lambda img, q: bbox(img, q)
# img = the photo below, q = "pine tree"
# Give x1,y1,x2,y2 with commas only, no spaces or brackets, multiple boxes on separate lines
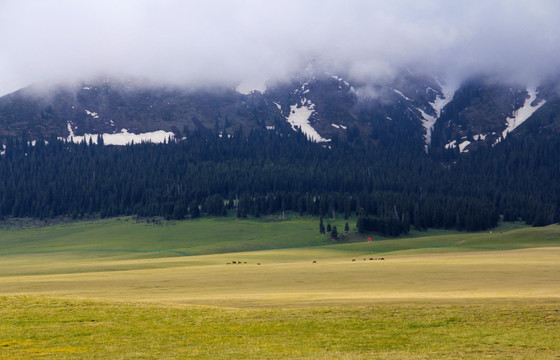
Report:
189,201,200,219
331,226,338,239
319,218,325,234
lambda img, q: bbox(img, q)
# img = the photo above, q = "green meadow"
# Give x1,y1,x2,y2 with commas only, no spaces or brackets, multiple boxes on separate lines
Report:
1,216,559,359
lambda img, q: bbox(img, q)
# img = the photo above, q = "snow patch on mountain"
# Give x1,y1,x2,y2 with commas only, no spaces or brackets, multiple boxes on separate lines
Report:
417,107,437,149
66,122,75,138
236,78,267,95
285,98,330,143
277,81,330,143
430,82,456,118
458,140,471,152
331,75,351,89
417,82,456,150
502,88,546,139
393,89,412,101
445,139,471,153
445,140,456,149
85,110,99,119
62,122,174,145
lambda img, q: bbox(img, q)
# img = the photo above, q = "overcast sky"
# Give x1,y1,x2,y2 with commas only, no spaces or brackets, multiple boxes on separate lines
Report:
1,0,559,96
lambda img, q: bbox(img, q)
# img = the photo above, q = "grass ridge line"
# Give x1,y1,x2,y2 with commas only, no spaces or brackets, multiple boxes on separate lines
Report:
0,248,191,257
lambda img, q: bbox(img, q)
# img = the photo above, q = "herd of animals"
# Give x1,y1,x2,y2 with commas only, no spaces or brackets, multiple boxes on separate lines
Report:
226,257,385,265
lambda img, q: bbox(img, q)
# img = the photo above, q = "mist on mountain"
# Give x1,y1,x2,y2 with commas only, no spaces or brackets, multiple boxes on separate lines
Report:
1,0,559,96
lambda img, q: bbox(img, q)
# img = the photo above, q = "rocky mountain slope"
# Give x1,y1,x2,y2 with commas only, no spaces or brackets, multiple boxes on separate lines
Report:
1,71,559,154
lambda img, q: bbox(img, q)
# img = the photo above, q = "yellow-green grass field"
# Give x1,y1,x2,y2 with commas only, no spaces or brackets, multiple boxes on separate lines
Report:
1,216,559,359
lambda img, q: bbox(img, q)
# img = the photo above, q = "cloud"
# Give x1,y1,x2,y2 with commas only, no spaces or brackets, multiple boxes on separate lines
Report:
1,0,559,95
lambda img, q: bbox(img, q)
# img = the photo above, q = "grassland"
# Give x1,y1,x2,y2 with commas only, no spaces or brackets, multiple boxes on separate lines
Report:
0,216,559,359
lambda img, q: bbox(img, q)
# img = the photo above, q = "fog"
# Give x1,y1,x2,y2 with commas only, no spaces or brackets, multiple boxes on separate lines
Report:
1,0,559,96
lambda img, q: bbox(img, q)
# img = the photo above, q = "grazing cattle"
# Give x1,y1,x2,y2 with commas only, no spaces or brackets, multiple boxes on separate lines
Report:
369,258,374,260
232,261,236,264
226,263,231,265
257,263,261,265
381,257,385,260
363,258,366,261
244,262,247,264
312,260,317,263
352,259,356,262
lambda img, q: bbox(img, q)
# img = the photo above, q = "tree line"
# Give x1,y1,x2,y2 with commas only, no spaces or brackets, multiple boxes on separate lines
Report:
0,127,558,233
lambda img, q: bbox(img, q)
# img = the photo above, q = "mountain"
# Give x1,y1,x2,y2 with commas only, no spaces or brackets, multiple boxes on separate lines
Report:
2,70,560,229
431,77,551,153
1,71,560,155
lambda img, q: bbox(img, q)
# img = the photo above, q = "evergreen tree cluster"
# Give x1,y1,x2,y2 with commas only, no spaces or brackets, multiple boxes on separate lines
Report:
0,128,558,232
356,216,409,237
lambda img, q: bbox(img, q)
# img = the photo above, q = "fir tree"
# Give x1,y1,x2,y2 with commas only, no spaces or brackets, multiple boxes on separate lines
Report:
331,226,338,239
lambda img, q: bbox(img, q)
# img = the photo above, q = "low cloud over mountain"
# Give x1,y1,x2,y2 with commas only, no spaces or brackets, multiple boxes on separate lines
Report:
1,0,559,96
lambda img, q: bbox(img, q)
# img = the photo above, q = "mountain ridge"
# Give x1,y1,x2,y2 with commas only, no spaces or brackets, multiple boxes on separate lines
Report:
1,71,559,155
